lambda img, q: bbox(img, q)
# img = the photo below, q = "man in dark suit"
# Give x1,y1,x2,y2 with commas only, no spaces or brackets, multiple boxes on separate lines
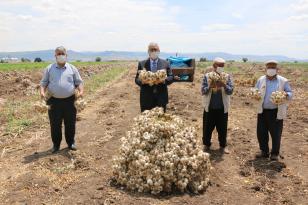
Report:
135,42,173,112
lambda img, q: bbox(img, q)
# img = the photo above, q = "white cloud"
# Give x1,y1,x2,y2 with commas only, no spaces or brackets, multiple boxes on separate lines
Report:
202,24,235,32
0,0,181,51
289,14,308,21
17,14,33,21
291,0,308,12
231,12,243,19
0,0,307,59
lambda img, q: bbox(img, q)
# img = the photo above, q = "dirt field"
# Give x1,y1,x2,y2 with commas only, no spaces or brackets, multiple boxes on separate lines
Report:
0,62,307,205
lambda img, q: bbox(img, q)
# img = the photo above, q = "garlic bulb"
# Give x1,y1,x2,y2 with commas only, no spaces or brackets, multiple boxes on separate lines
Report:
271,91,287,105
74,90,87,112
139,70,167,86
248,88,262,100
34,90,51,113
75,98,87,112
112,108,211,195
34,100,50,113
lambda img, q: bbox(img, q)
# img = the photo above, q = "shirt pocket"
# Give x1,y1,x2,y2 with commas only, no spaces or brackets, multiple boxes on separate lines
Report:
67,74,74,84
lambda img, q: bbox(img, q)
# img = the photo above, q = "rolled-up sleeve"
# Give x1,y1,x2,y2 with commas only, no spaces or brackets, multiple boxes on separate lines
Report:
201,75,210,95
224,75,234,95
40,66,50,87
72,66,83,86
284,81,293,100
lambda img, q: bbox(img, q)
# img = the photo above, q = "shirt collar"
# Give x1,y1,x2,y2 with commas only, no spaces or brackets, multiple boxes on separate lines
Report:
56,62,67,69
266,75,277,81
150,58,158,64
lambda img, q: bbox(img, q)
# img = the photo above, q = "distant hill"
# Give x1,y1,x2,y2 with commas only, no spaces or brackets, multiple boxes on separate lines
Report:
0,50,306,62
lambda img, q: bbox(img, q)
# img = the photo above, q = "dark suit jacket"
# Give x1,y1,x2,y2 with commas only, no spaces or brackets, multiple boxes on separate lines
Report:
135,58,173,110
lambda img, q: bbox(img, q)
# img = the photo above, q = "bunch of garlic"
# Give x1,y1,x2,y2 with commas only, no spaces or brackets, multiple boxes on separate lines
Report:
74,90,87,112
112,107,211,195
34,100,50,113
139,70,167,86
248,88,262,100
271,91,287,105
207,71,228,85
34,90,52,113
44,90,52,101
74,98,87,112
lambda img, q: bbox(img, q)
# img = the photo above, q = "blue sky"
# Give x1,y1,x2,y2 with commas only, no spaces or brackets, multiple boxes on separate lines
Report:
0,0,308,58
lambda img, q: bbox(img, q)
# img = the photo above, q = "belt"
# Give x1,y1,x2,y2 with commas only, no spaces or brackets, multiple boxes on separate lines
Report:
48,95,75,104
263,108,278,112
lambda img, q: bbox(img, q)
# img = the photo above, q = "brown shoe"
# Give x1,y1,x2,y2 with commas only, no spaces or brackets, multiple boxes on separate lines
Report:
255,151,269,158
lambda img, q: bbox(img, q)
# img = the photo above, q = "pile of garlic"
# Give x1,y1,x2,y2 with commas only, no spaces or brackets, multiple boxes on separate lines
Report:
271,91,287,105
248,88,262,100
139,70,167,86
112,107,211,195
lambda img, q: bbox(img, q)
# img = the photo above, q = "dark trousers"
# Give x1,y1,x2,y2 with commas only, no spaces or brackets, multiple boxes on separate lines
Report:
203,109,228,147
257,109,283,155
47,95,77,148
141,92,167,112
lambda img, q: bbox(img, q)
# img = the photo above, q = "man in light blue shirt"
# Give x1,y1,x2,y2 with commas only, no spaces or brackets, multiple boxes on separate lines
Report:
40,46,84,153
256,74,292,109
255,60,293,160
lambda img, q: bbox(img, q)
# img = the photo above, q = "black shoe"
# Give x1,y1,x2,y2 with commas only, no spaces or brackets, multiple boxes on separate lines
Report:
220,147,230,154
203,145,211,152
255,151,269,158
270,154,279,161
52,146,60,153
68,144,77,151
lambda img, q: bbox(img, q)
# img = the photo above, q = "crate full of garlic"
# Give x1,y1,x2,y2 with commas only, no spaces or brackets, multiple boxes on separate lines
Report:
112,107,211,195
139,70,167,86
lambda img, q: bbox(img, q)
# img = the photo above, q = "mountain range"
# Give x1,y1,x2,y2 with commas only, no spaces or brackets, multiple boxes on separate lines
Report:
0,50,306,62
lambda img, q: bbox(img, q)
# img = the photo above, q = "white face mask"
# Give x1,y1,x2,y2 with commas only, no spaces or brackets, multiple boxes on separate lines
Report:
216,67,224,74
149,51,159,60
266,69,277,77
56,55,67,64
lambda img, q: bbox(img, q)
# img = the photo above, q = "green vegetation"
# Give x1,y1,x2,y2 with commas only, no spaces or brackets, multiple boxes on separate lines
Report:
1,98,41,136
0,61,120,72
197,62,241,73
85,67,128,94
280,62,308,71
